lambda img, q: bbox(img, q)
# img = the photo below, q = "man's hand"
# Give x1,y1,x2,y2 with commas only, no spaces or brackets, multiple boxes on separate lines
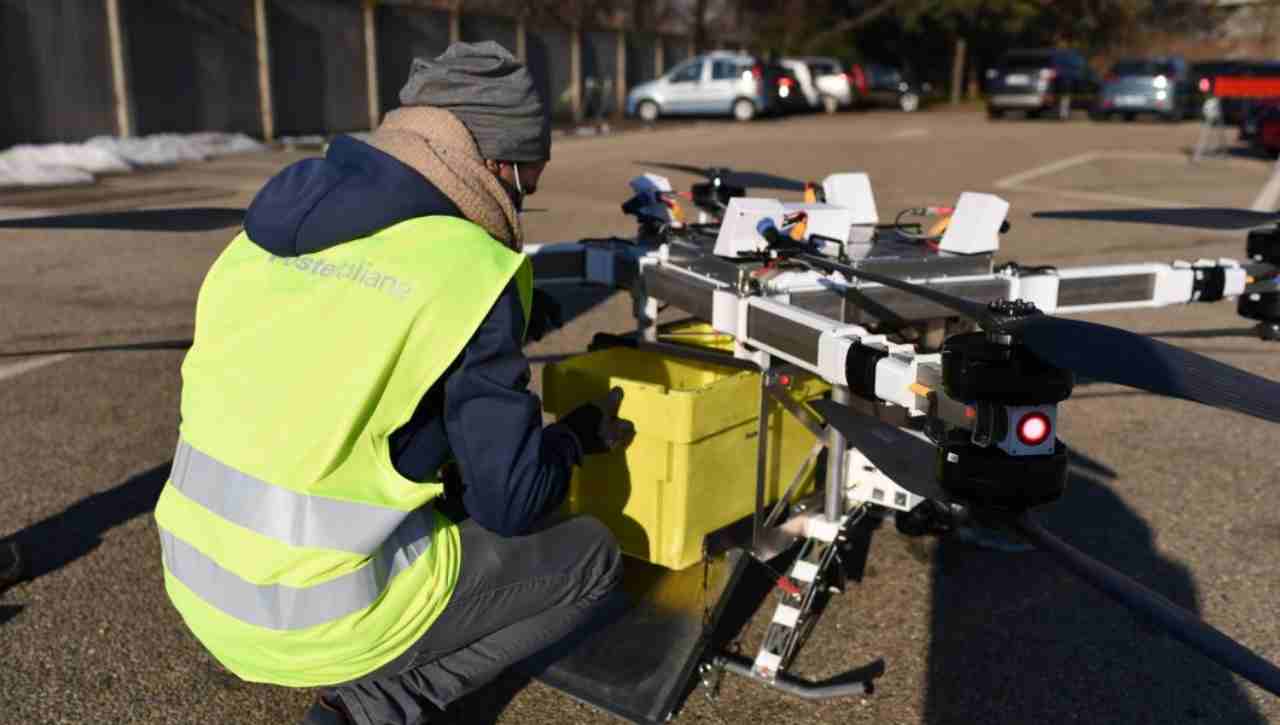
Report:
526,289,563,342
561,387,637,455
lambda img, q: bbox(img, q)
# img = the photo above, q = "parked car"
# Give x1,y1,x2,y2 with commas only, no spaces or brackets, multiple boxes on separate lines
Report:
1200,60,1280,126
627,51,775,122
780,58,821,112
850,63,931,112
985,48,1098,120
800,56,856,112
1245,101,1280,150
1233,61,1280,139
1190,59,1245,121
763,61,811,115
1090,57,1194,122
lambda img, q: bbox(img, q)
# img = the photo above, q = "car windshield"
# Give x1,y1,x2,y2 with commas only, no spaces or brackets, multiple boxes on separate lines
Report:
870,66,902,84
1111,60,1177,77
808,61,838,77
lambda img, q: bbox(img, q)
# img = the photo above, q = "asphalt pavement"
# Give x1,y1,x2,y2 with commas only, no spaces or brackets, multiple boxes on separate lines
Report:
1,108,1278,725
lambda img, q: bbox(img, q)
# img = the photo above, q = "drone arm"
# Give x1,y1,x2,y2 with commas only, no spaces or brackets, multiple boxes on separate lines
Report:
524,241,637,290
1016,260,1252,315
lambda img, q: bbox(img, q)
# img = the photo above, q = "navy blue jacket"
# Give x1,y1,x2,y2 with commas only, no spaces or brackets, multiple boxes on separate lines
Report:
243,135,582,536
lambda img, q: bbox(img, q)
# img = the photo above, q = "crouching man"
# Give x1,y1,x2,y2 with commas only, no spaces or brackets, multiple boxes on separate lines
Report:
155,41,633,725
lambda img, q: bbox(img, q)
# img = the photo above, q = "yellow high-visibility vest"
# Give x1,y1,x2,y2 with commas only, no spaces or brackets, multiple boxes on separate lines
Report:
155,216,531,686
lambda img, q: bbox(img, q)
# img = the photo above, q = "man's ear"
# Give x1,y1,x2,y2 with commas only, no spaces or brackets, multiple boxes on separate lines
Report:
483,159,501,175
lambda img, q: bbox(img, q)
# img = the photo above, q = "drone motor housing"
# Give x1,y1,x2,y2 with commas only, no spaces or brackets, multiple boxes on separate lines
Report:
1246,225,1280,265
940,332,1074,406
938,435,1070,513
692,179,746,215
1240,226,1280,335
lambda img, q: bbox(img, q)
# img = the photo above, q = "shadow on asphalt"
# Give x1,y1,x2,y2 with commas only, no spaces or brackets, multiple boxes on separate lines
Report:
0,605,22,626
0,208,246,232
1146,327,1260,340
924,450,1266,724
6,462,168,585
1031,207,1280,231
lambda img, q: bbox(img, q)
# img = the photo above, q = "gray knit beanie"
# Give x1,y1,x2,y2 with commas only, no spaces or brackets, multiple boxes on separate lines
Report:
398,41,551,162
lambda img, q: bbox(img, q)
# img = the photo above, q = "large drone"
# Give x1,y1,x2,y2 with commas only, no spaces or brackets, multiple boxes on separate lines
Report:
5,165,1280,724
517,164,1280,720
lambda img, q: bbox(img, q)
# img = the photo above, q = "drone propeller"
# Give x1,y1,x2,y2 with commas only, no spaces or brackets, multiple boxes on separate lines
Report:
0,208,245,232
801,255,1280,424
1031,207,1280,231
635,161,808,192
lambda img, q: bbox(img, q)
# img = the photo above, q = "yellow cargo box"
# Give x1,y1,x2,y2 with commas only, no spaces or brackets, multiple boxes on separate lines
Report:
543,343,827,571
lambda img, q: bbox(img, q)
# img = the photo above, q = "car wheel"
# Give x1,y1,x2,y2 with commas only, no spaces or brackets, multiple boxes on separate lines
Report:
821,94,839,114
987,107,1004,120
1055,95,1072,121
732,98,757,122
637,100,660,123
899,92,920,113
1123,112,1136,122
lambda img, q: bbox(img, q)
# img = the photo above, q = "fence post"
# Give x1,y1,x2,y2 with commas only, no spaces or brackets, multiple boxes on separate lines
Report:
105,0,135,137
252,0,275,142
570,27,583,123
516,14,527,61
655,36,664,75
363,0,380,130
449,3,460,44
616,28,626,117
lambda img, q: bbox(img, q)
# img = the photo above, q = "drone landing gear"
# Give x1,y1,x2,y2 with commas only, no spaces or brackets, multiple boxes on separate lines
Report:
700,377,886,705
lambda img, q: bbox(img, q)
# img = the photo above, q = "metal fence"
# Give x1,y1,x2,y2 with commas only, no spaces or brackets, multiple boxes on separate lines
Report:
1,0,701,147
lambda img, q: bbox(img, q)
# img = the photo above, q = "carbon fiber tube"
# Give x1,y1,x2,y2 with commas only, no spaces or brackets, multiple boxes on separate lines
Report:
1013,513,1280,697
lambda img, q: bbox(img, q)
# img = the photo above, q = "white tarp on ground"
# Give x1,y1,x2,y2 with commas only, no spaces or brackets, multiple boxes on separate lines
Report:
0,132,265,189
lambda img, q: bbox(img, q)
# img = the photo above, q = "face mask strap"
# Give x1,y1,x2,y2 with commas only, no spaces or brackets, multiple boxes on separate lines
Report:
512,162,524,196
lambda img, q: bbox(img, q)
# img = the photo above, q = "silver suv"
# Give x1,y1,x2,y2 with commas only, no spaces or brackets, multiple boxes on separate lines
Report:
627,52,768,122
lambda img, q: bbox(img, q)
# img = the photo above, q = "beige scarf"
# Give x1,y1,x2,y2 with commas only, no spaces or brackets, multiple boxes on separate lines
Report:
365,106,524,250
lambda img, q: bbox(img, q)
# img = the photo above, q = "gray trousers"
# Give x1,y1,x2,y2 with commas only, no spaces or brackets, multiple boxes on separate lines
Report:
325,514,623,725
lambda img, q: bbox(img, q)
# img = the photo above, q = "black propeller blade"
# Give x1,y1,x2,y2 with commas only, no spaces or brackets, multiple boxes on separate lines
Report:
809,399,949,502
1031,207,1280,231
1012,513,1280,697
801,254,1280,424
1011,315,1280,423
0,208,245,232
635,161,808,192
0,339,193,358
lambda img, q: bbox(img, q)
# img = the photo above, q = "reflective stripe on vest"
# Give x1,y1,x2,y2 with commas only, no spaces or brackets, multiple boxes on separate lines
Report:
161,437,435,630
169,438,407,554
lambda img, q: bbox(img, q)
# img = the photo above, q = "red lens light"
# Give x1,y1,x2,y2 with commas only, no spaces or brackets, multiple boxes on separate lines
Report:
1199,78,1211,93
1016,412,1051,446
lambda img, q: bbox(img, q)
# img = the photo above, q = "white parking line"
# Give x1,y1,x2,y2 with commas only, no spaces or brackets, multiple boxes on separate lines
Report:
1250,159,1280,211
0,354,72,383
1012,184,1198,209
993,152,1100,189
890,128,929,140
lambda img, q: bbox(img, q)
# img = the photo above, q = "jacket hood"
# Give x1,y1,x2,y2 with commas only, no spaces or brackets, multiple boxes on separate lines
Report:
243,135,462,258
